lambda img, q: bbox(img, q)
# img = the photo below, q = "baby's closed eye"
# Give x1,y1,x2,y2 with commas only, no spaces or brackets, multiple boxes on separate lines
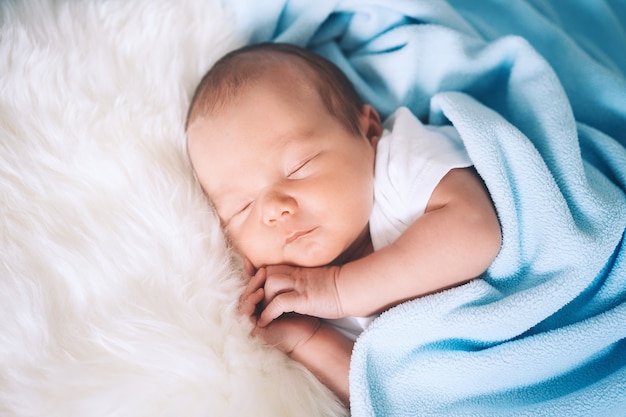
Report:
218,199,253,226
287,153,319,179
235,201,253,215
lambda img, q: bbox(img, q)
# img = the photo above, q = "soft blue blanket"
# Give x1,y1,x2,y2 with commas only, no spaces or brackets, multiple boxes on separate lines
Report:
230,1,626,415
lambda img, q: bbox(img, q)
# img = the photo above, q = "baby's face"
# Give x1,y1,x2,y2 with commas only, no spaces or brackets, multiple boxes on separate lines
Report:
187,73,377,268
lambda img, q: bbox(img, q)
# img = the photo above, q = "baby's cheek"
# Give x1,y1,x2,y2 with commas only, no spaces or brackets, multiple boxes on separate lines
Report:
231,221,285,267
237,240,275,270
223,230,250,259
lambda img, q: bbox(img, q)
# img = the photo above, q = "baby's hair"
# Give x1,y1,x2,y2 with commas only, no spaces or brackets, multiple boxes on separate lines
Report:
185,42,364,136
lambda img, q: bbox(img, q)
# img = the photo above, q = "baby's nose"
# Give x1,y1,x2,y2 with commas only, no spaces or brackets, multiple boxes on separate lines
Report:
261,191,297,225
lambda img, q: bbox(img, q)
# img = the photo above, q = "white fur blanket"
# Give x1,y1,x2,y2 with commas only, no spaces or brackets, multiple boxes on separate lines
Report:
0,1,345,416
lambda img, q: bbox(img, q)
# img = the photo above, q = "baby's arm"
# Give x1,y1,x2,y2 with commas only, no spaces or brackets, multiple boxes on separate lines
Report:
240,267,352,406
290,323,353,406
338,167,501,316
259,167,501,321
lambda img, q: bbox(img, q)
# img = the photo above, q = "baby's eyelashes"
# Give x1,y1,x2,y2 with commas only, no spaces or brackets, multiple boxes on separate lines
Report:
286,153,319,179
227,201,254,222
236,201,253,214
216,200,253,227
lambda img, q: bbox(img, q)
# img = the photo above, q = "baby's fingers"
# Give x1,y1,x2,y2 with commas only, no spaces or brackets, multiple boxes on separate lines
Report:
258,292,300,327
240,268,267,300
239,287,264,318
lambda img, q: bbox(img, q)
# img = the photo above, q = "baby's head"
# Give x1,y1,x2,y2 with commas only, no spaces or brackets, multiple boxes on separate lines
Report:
186,42,365,136
186,43,382,268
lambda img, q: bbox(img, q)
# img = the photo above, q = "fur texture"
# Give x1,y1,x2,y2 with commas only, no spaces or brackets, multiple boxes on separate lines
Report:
0,1,345,416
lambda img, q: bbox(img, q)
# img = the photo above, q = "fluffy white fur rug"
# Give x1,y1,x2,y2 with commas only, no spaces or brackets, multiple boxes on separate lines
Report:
0,1,345,416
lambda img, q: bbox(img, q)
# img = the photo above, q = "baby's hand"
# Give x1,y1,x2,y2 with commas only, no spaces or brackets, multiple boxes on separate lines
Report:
239,266,321,354
257,264,345,327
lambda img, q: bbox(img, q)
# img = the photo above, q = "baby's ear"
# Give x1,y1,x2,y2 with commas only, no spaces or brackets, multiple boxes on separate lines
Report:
359,104,382,143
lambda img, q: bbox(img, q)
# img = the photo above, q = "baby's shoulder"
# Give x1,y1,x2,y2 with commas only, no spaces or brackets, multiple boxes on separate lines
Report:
380,106,465,164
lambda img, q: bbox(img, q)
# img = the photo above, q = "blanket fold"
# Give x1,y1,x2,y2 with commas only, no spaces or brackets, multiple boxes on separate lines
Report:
230,0,626,415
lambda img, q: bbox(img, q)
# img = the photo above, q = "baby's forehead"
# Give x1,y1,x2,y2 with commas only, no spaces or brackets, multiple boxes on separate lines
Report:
204,68,312,130
233,52,319,93
238,50,311,76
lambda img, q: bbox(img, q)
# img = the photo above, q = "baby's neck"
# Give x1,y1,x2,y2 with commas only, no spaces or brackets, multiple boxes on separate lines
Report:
331,226,373,266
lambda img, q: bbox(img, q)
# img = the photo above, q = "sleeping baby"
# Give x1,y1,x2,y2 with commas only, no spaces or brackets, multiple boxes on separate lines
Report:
185,42,501,407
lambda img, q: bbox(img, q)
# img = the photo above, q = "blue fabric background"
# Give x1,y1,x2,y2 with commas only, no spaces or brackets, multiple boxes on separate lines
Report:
229,1,626,415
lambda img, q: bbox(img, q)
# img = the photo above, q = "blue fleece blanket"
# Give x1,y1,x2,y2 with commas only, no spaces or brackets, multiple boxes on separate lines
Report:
230,1,626,415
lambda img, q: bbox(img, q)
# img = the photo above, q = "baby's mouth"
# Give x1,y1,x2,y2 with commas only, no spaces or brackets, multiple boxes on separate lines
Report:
285,227,317,244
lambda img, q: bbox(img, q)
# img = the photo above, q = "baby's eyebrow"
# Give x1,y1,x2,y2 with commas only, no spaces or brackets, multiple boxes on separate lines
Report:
273,125,318,150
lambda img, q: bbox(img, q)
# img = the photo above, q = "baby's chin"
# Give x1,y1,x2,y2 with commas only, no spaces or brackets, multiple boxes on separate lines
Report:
251,250,339,269
256,257,333,269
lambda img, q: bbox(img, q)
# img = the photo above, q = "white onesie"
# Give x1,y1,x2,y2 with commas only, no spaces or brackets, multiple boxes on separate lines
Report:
329,107,473,341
